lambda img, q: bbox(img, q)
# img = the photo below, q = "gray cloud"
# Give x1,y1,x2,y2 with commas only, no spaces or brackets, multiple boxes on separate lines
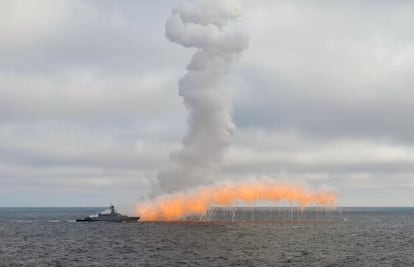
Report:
0,1,186,74
234,1,414,143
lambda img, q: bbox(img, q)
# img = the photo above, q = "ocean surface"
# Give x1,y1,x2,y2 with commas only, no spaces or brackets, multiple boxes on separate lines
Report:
0,207,413,266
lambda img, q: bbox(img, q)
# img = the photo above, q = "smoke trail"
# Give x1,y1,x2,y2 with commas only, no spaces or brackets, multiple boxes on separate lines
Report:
137,180,337,221
156,0,248,193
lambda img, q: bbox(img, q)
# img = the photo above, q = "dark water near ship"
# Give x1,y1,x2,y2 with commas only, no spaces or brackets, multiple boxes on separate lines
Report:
0,207,413,266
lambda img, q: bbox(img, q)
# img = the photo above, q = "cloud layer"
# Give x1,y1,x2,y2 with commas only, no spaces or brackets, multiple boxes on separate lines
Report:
1,1,414,206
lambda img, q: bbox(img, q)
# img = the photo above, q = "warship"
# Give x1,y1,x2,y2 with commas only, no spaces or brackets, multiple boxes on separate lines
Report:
76,204,139,222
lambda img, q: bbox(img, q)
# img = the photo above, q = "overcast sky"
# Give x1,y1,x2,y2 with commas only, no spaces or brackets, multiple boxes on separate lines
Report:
1,0,414,208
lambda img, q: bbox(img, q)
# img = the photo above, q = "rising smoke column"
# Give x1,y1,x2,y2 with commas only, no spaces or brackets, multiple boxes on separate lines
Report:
136,2,337,219
157,0,248,193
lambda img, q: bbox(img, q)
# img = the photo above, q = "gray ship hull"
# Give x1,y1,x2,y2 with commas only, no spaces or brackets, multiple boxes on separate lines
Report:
76,205,139,222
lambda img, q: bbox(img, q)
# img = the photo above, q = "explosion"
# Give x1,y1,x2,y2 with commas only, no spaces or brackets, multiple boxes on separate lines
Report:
137,180,336,221
137,1,338,221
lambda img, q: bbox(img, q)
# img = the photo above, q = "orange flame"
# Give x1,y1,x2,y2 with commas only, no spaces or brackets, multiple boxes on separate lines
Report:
137,181,336,221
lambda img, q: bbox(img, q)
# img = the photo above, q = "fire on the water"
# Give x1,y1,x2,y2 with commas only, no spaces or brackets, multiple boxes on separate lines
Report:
137,180,337,222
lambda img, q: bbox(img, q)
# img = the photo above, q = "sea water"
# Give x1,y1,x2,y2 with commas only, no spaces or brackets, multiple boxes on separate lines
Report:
0,207,413,266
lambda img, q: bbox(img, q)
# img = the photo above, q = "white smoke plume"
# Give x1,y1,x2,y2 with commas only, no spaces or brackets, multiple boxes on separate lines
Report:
156,0,248,193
